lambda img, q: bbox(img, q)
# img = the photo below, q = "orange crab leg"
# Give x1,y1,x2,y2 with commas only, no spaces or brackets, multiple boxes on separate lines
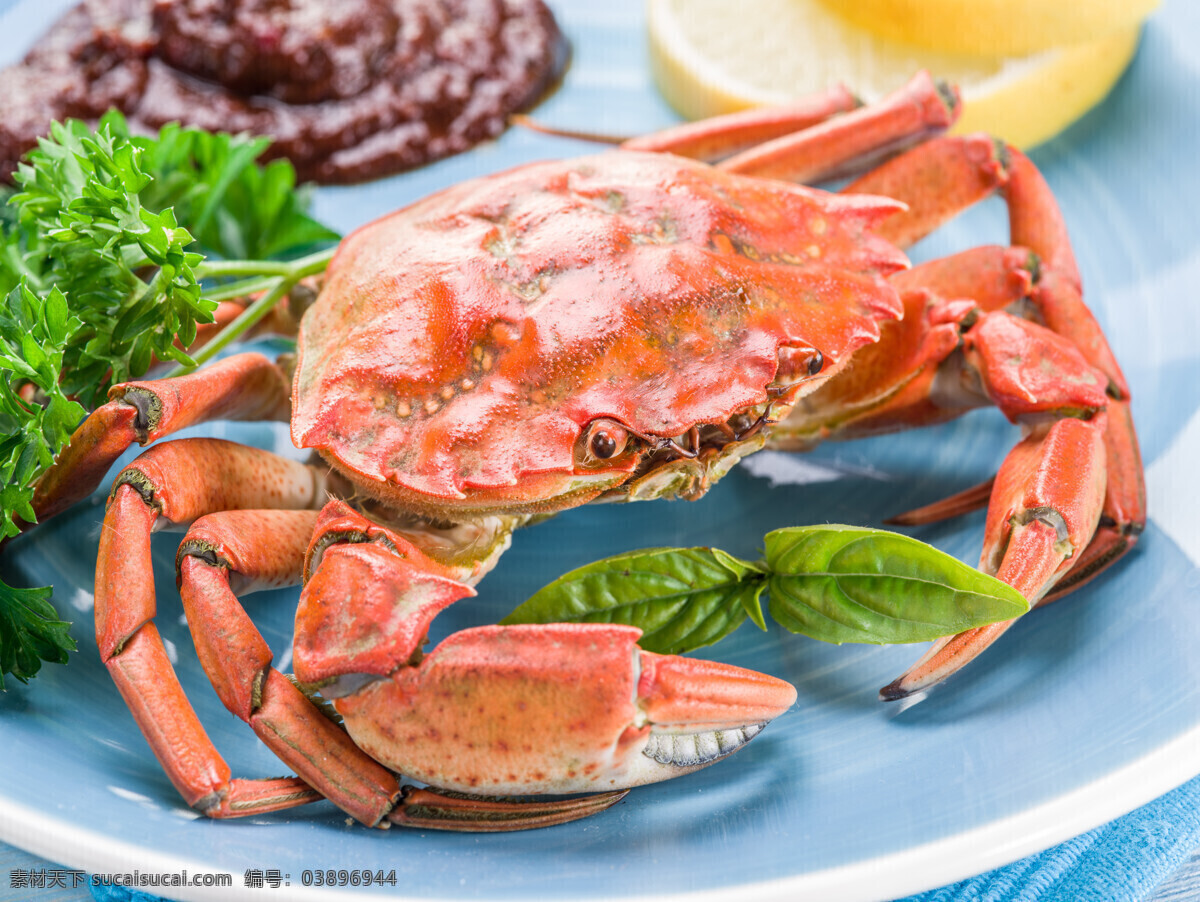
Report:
885,478,997,527
518,72,954,184
1007,150,1127,394
881,414,1108,700
877,312,1111,699
30,352,291,527
1046,398,1143,600
176,514,403,826
1004,150,1145,598
620,84,860,161
105,472,629,831
873,246,1027,524
888,245,1038,305
844,132,1010,249
717,71,960,185
96,440,327,815
773,246,1038,448
513,84,858,161
177,511,319,717
848,135,1145,593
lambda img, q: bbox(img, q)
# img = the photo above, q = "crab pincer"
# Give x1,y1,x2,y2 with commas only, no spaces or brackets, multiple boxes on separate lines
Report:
295,503,796,814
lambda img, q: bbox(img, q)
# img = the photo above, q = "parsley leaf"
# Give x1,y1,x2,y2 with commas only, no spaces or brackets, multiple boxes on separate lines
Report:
0,112,339,689
0,581,73,690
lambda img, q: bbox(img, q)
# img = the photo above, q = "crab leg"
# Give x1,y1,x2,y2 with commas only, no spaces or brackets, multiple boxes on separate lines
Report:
520,71,956,184
847,135,1145,594
881,414,1108,700
175,509,408,825
772,245,1039,448
716,71,960,185
96,440,328,816
1005,151,1144,598
750,131,1135,693
619,83,859,161
105,468,625,832
846,133,1010,249
295,503,797,803
873,309,1112,698
515,83,859,161
29,352,291,528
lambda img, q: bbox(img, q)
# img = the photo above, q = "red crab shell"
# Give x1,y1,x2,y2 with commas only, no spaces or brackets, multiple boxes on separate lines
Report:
292,151,908,514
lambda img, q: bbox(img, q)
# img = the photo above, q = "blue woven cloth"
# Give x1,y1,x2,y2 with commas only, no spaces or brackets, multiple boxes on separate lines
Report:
898,773,1200,902
90,884,162,902
85,773,1200,902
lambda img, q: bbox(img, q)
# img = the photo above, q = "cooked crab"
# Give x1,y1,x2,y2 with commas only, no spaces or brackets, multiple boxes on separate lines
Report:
28,72,1143,829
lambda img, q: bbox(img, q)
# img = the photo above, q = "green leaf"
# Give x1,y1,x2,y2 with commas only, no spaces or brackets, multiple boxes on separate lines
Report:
764,525,1029,645
0,577,75,690
43,286,70,344
502,547,768,655
41,391,86,446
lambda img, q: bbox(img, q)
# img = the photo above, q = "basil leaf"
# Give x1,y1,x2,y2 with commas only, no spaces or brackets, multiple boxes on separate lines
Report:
502,547,767,655
764,525,1029,644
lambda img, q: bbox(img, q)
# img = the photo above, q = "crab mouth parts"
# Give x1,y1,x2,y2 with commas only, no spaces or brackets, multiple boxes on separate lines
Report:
642,723,765,769
626,402,773,472
622,353,824,473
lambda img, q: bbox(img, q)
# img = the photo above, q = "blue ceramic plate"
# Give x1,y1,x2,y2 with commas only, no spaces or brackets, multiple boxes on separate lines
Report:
2,0,1199,899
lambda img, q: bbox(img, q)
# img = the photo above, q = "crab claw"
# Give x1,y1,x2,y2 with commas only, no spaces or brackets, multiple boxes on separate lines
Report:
330,623,796,797
293,504,795,823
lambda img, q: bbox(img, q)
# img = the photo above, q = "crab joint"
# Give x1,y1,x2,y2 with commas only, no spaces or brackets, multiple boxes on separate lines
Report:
1011,505,1074,558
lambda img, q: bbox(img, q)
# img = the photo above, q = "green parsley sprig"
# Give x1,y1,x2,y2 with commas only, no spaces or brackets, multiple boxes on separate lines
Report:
0,112,339,688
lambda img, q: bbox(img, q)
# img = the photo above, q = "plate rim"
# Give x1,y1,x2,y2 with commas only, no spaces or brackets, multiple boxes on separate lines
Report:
2,721,1198,901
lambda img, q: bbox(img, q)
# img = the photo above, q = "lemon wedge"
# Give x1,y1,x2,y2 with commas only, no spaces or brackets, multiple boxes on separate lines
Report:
648,0,1142,149
815,0,1158,58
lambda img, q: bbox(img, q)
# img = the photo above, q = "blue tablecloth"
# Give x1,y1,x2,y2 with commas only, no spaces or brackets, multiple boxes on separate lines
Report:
900,774,1200,902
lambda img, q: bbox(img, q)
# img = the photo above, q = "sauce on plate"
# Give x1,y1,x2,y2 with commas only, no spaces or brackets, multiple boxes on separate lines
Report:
0,0,568,183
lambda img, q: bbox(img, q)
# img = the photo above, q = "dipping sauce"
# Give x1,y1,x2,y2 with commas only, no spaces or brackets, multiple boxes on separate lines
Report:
0,0,567,183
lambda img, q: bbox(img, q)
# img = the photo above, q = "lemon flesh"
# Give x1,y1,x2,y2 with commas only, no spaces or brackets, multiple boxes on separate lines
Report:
815,0,1158,58
648,0,1141,149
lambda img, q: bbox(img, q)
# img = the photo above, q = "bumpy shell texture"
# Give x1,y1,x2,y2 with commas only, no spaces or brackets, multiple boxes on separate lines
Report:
293,152,907,503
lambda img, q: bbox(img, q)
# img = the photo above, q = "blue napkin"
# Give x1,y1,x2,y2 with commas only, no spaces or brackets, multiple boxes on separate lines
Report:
91,886,161,902
86,773,1200,902
899,772,1200,902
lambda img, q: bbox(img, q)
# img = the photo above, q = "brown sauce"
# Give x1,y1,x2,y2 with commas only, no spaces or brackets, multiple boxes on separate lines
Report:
0,0,567,183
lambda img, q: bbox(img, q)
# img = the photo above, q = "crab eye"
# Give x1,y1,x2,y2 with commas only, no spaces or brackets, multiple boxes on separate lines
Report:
806,349,824,376
577,419,631,466
773,345,824,391
592,429,621,458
